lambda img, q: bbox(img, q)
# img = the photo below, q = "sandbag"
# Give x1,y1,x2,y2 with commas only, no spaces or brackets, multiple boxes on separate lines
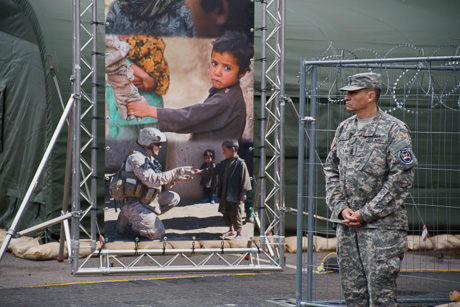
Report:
407,235,434,250
314,236,337,252
169,240,200,250
7,236,36,253
22,242,67,260
12,237,39,258
431,234,460,251
199,240,231,249
138,241,172,250
285,236,310,253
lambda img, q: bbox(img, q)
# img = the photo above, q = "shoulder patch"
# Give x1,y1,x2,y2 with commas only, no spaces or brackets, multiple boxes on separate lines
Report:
397,148,414,165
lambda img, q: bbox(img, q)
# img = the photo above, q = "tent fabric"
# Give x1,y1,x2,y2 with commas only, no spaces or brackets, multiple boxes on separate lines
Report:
254,0,460,96
0,0,72,233
0,1,48,230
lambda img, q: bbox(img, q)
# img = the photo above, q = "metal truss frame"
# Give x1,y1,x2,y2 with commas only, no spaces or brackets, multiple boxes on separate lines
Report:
66,0,287,274
69,0,100,273
256,0,286,268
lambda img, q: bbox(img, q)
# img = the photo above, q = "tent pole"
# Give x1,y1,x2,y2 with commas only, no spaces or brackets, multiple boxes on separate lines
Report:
0,96,75,263
58,119,73,261
296,58,307,307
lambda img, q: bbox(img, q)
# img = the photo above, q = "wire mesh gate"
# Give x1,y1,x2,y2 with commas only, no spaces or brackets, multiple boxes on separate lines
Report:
295,47,460,306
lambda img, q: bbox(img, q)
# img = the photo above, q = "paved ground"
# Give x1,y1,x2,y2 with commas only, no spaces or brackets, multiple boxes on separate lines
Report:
0,249,459,307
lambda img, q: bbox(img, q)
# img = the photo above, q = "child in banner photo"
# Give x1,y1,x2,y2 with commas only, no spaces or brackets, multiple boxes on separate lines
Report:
199,149,217,204
191,140,252,240
126,31,254,142
106,34,170,139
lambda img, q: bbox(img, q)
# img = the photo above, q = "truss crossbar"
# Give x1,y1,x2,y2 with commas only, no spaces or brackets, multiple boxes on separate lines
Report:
74,248,283,275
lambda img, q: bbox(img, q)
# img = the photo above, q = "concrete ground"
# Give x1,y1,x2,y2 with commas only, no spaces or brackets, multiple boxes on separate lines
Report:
0,248,459,307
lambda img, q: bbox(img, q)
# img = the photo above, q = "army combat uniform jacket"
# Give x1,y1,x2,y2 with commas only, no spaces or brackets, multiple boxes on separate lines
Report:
126,149,179,190
116,148,185,240
324,109,417,230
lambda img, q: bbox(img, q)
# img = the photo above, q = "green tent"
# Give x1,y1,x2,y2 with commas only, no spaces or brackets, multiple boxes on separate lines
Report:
0,0,105,236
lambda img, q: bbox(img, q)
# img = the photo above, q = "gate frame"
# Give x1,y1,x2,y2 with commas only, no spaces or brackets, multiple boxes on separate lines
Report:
296,55,460,306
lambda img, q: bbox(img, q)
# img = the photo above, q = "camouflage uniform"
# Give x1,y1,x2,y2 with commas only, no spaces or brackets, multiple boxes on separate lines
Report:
324,73,417,306
117,147,190,240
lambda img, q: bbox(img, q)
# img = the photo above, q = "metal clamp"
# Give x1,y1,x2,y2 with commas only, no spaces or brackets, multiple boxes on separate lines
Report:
301,116,316,124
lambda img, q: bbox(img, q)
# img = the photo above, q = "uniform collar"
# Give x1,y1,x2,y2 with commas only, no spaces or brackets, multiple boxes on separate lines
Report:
353,108,384,136
137,146,156,161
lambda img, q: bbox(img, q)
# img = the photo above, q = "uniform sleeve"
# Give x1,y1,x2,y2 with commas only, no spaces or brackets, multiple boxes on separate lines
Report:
359,124,417,223
324,136,349,221
199,162,219,179
157,90,240,134
127,154,180,188
158,102,228,134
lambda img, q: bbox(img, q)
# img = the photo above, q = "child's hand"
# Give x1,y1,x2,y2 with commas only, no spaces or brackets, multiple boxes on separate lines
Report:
240,191,247,202
190,169,202,175
127,98,156,118
132,74,143,89
141,74,156,92
130,64,155,92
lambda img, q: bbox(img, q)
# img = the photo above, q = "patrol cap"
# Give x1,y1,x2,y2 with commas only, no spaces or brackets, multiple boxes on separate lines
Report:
222,139,239,149
138,127,166,146
339,73,381,91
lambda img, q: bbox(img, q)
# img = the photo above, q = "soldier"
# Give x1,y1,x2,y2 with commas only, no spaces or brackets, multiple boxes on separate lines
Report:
113,127,192,240
324,73,417,306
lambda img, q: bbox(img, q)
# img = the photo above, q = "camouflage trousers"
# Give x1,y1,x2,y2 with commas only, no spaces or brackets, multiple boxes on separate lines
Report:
336,225,407,307
117,190,180,240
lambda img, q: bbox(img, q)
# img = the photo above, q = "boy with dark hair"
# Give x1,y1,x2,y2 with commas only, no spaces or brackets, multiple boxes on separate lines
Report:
126,31,254,141
192,140,252,240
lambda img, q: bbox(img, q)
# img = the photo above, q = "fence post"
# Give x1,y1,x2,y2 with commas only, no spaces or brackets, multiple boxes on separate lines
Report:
296,58,307,307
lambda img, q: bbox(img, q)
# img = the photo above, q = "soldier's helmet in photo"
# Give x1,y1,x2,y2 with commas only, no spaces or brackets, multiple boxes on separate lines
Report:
138,127,167,146
339,72,381,91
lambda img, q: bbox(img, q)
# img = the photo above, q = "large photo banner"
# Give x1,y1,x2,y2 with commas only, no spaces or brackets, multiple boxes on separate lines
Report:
104,0,255,243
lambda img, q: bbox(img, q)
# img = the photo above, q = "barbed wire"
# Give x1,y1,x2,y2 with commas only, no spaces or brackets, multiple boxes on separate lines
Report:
304,42,460,113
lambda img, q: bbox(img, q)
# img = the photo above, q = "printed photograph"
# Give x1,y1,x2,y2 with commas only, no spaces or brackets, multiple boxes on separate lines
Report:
104,0,255,242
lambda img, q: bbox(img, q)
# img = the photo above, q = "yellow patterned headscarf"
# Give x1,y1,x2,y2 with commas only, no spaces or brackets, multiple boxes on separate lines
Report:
126,35,170,95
